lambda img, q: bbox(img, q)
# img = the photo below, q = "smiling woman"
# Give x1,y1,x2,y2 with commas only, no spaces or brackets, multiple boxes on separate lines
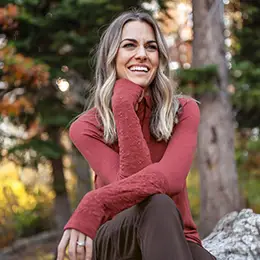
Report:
116,21,159,89
56,10,216,260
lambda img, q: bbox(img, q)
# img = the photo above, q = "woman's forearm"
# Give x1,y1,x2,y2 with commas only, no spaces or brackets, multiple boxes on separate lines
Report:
112,79,152,179
64,163,168,239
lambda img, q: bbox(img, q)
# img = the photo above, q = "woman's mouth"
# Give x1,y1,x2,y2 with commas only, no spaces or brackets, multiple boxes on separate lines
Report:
128,65,150,74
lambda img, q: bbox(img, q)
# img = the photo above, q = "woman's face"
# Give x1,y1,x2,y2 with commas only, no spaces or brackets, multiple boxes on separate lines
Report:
115,21,159,89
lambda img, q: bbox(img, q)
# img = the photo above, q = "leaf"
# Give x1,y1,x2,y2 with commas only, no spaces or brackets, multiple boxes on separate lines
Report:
8,138,64,160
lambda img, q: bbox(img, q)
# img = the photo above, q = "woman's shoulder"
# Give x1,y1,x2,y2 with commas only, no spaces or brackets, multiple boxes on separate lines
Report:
177,96,199,108
74,107,100,125
69,107,103,139
176,96,200,120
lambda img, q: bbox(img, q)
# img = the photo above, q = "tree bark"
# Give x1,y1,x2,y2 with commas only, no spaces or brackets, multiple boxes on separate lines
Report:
49,129,71,230
191,0,242,237
71,149,92,204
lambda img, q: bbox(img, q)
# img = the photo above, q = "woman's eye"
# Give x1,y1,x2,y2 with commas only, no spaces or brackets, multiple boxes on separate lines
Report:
147,45,158,51
123,43,135,48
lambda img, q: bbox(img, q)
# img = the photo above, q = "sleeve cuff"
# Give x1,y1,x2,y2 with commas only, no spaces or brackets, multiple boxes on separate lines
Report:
113,78,143,106
63,192,105,239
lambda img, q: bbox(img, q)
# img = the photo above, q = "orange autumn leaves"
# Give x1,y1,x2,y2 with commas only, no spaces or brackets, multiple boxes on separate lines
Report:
1,46,50,89
0,4,19,31
0,45,50,116
0,4,50,117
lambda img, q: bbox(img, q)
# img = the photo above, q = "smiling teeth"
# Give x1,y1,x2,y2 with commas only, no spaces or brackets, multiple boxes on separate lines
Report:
129,66,148,72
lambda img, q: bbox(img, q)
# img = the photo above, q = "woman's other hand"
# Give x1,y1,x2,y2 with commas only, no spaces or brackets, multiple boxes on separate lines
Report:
57,229,93,260
112,78,144,108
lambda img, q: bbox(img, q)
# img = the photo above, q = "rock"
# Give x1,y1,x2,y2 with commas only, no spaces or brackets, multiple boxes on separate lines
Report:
202,209,260,260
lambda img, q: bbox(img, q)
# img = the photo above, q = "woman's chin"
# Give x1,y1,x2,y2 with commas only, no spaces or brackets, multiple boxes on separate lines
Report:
117,74,152,88
127,78,149,88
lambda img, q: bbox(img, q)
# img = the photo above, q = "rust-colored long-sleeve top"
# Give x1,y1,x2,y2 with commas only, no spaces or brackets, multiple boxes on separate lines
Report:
64,78,201,245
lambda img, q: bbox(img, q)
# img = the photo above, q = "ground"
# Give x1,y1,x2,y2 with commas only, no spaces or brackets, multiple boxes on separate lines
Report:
3,238,67,260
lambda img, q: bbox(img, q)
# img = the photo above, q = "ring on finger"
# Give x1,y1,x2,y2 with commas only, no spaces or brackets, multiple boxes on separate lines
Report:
76,240,85,247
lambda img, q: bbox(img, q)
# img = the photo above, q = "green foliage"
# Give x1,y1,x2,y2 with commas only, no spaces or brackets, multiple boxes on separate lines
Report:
176,65,218,84
243,179,260,210
247,138,260,152
78,0,107,4
37,97,75,128
0,1,14,6
175,65,218,96
13,202,52,238
231,1,260,128
235,129,260,213
8,0,145,79
187,169,200,223
1,0,157,164
8,137,64,162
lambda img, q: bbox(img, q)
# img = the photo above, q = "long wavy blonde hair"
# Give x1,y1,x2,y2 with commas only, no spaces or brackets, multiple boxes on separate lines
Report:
89,10,182,144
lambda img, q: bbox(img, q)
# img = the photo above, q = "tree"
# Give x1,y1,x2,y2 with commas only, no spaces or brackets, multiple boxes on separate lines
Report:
191,0,241,237
0,3,73,229
230,0,260,214
231,0,260,128
1,0,154,231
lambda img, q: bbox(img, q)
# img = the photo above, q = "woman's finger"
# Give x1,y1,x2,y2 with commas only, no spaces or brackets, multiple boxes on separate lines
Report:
68,229,79,260
85,237,93,260
57,230,71,260
76,232,86,260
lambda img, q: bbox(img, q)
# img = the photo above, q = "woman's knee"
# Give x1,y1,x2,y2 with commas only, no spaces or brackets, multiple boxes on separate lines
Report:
148,194,176,207
141,194,179,217
138,194,184,233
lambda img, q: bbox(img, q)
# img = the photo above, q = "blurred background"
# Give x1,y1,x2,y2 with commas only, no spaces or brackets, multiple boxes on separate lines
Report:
0,0,259,259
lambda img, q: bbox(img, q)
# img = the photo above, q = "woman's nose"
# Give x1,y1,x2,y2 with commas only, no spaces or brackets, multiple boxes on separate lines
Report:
135,46,147,60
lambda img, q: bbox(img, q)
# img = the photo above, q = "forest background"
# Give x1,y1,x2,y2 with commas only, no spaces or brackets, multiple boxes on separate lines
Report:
0,0,259,258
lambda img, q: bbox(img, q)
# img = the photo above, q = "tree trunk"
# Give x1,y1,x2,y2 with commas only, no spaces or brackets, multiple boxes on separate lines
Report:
191,0,242,237
49,129,71,230
71,149,92,204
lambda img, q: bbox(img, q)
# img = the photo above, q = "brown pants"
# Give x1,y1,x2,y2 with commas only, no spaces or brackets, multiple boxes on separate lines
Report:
92,194,216,260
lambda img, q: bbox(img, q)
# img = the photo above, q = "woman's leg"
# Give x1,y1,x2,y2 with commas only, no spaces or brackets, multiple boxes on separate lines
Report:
188,241,217,260
138,194,193,260
93,194,193,260
92,201,142,260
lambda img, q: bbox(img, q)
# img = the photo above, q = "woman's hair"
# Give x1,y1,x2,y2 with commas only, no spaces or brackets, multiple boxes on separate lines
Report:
90,9,183,144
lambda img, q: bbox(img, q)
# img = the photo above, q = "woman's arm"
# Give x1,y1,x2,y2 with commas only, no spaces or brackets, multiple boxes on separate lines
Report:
64,99,200,238
64,164,168,239
112,78,152,178
69,79,152,185
151,99,200,195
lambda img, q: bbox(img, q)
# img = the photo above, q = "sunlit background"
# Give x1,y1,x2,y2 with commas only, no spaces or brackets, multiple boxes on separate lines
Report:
1,0,260,259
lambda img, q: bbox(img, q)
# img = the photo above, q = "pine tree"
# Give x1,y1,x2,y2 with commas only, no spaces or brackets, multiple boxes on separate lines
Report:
231,0,260,128
0,0,154,230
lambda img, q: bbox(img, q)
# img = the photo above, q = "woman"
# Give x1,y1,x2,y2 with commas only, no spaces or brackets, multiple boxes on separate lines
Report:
57,10,216,260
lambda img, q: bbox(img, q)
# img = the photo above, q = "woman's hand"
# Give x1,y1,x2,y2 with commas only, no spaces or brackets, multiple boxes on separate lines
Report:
57,229,93,260
112,78,144,108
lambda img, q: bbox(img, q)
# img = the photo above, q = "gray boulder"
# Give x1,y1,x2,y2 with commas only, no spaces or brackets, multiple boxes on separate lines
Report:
202,209,260,260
